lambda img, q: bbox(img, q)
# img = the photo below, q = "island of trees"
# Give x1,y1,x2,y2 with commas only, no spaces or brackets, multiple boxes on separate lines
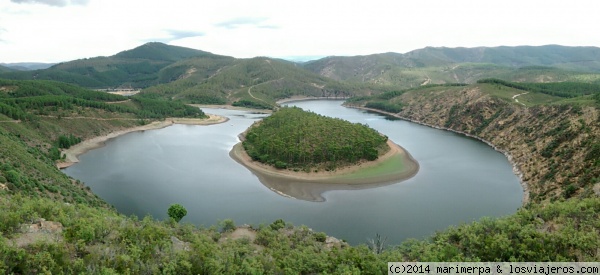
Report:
241,106,390,172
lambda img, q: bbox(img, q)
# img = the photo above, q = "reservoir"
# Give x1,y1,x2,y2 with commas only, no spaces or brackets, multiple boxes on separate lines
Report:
63,100,523,245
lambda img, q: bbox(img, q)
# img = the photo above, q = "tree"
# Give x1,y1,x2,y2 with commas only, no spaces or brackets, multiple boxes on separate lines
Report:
167,204,187,222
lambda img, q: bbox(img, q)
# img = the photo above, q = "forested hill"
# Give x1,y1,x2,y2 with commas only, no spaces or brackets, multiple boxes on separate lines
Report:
139,56,373,108
0,65,13,73
242,107,389,171
0,43,376,107
304,45,600,88
0,42,217,88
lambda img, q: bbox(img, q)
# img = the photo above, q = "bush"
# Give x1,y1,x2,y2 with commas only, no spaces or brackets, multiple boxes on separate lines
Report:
270,219,286,231
314,232,327,242
167,204,187,222
219,219,236,232
4,170,21,186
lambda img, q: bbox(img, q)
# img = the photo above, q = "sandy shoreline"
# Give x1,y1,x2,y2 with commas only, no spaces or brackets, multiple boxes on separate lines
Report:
345,104,530,206
189,104,272,113
229,138,419,184
56,114,228,169
276,96,350,105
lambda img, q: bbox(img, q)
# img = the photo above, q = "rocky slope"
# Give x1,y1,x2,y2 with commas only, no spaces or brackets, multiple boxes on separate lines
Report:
348,85,600,204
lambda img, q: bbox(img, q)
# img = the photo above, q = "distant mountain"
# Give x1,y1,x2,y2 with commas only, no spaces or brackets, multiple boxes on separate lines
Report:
0,64,13,73
1,62,56,71
0,42,216,88
304,45,600,88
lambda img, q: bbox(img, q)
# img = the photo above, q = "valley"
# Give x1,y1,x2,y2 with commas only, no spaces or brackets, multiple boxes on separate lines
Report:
1,43,600,273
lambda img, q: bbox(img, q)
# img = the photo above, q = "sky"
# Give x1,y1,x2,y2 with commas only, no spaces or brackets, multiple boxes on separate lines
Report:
1,0,600,63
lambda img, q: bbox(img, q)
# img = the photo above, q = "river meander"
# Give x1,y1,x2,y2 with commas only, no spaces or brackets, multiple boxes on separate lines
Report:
63,100,522,245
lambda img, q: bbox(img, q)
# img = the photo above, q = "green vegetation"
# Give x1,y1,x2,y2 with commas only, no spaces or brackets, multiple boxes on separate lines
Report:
243,107,388,171
304,46,600,89
0,78,206,206
3,44,600,272
167,204,187,223
0,79,205,120
1,193,600,274
0,42,213,88
477,78,600,98
232,99,273,110
140,56,371,106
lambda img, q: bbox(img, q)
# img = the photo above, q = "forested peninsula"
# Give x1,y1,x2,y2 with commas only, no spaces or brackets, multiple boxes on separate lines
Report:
231,106,418,183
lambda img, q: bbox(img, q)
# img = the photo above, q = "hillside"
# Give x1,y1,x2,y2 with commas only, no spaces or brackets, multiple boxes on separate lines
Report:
0,42,215,88
304,45,600,88
0,62,55,71
140,56,374,107
0,79,206,203
0,65,13,73
348,81,600,204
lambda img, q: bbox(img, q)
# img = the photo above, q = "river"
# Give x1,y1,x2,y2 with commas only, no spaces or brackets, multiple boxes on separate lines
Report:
63,100,522,245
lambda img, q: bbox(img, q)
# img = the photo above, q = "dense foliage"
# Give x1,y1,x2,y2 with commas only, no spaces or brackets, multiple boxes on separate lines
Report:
477,78,600,98
0,79,205,120
167,204,187,222
242,107,388,171
1,193,600,274
0,43,212,88
231,99,273,110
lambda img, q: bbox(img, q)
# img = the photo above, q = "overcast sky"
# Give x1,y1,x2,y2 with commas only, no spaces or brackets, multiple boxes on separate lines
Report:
1,0,599,63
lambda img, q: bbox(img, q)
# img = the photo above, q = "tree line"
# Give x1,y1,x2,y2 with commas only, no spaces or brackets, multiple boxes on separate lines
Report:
477,78,600,98
0,79,206,120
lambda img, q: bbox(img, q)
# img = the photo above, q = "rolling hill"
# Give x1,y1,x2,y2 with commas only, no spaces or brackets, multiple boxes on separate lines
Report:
0,65,13,73
0,42,217,88
140,56,375,107
304,45,600,88
0,62,55,71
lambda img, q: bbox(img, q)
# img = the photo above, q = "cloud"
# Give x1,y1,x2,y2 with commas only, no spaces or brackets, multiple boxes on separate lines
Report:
166,30,205,40
0,28,6,42
10,0,89,7
144,30,205,43
215,17,277,29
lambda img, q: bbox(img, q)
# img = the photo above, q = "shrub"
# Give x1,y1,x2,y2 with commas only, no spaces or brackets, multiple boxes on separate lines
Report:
167,204,187,222
219,219,236,232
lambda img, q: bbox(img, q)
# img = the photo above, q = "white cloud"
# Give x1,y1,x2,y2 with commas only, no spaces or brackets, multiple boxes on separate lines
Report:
0,0,599,63
10,0,89,7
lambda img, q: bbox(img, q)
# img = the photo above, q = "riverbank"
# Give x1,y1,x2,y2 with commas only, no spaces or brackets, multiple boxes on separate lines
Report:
345,104,530,206
276,96,350,105
56,114,228,169
189,104,272,113
229,138,419,185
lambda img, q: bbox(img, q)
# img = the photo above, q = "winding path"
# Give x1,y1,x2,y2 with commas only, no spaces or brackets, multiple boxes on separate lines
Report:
512,92,529,106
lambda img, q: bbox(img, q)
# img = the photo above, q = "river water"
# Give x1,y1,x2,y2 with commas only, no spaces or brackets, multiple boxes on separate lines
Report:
63,100,522,245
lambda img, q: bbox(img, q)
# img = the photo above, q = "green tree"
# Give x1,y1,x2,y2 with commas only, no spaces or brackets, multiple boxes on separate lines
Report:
167,204,187,222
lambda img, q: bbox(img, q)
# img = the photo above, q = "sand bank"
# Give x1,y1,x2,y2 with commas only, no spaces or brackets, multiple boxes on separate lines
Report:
276,96,350,105
229,139,419,201
189,104,272,113
56,114,228,169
